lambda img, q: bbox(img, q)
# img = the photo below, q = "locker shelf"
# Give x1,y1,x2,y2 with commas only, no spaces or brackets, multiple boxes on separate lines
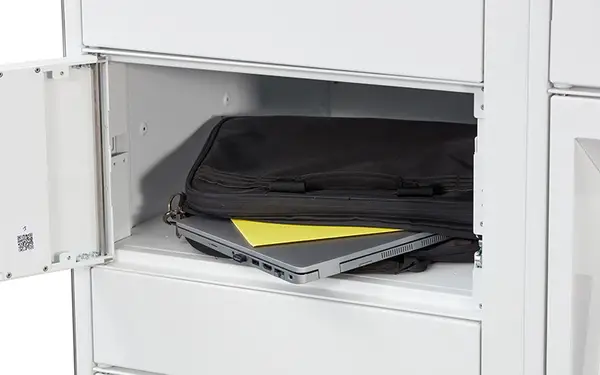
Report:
109,216,480,321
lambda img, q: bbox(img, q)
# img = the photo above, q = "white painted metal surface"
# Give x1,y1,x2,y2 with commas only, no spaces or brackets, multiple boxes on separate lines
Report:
0,63,52,280
46,64,101,264
62,0,84,57
94,366,161,375
92,266,480,375
110,154,131,242
482,0,551,374
0,57,108,281
470,77,486,237
551,0,600,88
123,65,259,224
329,82,476,124
548,96,600,375
113,217,479,321
550,87,600,100
73,268,95,375
103,63,128,139
473,118,486,236
81,0,484,83
86,48,483,94
524,1,553,374
104,63,131,242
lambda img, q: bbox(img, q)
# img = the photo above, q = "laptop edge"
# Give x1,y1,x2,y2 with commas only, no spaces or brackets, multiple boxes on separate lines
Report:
176,218,448,284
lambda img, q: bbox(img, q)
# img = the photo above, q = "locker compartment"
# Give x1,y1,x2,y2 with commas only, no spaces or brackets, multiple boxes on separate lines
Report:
101,61,482,319
81,0,484,83
92,61,483,374
0,57,483,374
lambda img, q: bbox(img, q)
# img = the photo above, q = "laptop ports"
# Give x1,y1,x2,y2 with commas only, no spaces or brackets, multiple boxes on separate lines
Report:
232,253,247,263
251,259,259,266
274,269,284,278
262,263,272,271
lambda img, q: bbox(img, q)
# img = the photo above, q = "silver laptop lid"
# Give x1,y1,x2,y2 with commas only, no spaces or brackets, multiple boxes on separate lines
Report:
176,215,436,273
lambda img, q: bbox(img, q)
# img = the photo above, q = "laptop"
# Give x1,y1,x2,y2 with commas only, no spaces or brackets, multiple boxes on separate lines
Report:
175,215,448,284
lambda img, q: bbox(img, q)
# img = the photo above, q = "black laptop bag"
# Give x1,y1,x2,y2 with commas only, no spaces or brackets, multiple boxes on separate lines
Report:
179,116,477,240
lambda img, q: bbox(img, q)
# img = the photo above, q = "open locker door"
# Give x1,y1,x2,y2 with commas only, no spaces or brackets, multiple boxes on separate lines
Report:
548,96,600,375
0,56,112,282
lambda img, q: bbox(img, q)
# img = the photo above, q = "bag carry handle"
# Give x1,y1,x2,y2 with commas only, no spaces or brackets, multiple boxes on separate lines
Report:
267,177,443,197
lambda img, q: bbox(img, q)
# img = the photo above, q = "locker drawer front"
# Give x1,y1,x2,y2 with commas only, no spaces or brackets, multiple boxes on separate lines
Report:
548,96,600,375
92,267,481,375
81,0,484,83
551,0,600,87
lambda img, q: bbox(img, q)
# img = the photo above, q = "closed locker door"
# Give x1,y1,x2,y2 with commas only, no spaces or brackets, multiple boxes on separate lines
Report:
549,95,600,375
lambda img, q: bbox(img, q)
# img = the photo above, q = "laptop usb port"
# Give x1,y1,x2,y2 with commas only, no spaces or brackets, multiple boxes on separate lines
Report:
232,253,247,263
274,269,284,278
251,259,259,266
263,263,272,271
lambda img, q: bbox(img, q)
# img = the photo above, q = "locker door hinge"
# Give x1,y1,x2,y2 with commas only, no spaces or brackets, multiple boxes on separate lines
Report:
474,87,485,119
55,252,113,267
474,241,482,269
46,66,71,80
473,240,483,309
46,63,97,80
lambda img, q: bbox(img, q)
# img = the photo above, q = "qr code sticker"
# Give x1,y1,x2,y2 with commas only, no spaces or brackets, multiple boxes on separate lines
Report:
17,233,34,252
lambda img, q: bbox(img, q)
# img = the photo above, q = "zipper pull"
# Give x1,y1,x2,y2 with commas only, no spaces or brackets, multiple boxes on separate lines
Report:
163,192,187,226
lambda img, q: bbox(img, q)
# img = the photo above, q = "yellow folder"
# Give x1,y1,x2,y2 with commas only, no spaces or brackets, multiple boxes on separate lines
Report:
231,219,401,247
